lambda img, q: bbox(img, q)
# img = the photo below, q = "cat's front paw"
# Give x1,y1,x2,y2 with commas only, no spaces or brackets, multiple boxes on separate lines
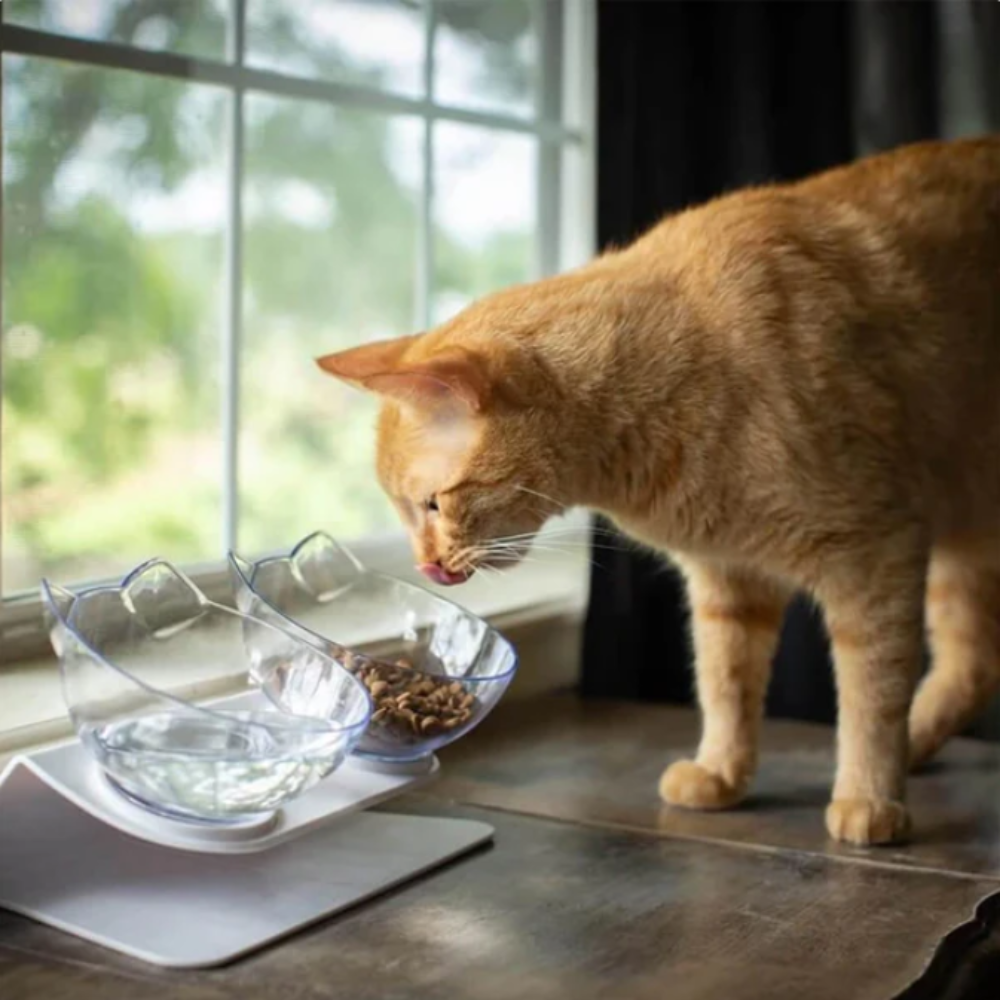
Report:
825,798,911,846
659,760,745,810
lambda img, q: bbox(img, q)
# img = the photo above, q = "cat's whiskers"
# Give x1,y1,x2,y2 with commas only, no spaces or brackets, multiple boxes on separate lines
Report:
470,540,606,574
478,533,631,555
450,522,631,577
514,485,569,514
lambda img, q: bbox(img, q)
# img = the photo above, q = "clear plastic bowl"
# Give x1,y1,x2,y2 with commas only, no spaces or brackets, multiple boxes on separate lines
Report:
41,559,371,824
229,532,518,765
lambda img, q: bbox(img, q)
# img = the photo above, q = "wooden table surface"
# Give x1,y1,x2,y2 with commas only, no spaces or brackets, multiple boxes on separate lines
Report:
2,695,999,1000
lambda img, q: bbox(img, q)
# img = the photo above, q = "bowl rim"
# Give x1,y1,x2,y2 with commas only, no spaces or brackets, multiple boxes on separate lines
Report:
41,557,373,740
228,531,520,684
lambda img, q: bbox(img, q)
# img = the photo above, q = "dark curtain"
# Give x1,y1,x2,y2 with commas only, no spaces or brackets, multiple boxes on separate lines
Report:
581,0,1000,738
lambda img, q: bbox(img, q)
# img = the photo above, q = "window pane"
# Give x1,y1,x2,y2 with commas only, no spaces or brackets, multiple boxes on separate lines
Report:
433,123,536,324
240,97,421,552
5,0,228,62
434,0,536,117
2,55,226,593
246,0,425,97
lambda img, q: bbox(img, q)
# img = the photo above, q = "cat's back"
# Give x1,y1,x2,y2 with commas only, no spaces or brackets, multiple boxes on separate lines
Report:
624,137,1000,528
635,136,1000,295
798,136,1000,264
631,136,1000,350
803,135,1000,198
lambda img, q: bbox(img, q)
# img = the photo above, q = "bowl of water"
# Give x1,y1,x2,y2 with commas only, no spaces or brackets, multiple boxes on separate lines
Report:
41,560,371,825
228,532,518,767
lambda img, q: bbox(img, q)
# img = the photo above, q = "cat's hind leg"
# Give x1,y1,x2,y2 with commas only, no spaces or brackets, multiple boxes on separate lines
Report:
660,561,789,810
909,546,1000,769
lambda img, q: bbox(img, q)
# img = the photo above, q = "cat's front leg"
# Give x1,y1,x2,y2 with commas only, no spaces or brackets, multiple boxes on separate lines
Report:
660,560,789,810
819,551,927,846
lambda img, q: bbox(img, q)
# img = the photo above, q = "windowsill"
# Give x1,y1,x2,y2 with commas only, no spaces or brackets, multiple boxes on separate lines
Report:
0,546,589,759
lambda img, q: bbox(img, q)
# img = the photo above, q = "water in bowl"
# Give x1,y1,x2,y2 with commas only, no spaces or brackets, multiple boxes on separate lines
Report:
88,710,351,824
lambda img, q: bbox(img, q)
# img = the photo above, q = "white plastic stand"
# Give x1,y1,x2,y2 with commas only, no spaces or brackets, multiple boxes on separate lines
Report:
0,738,493,967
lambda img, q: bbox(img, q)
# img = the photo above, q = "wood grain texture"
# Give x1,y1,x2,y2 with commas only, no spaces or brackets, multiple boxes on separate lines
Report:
3,698,999,998
433,696,1000,878
0,803,993,1000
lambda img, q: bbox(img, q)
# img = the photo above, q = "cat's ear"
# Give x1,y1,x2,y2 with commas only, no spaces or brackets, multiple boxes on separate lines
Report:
364,353,490,413
315,335,418,387
316,339,489,414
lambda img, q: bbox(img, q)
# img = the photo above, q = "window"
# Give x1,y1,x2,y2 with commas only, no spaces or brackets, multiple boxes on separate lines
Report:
1,1,595,664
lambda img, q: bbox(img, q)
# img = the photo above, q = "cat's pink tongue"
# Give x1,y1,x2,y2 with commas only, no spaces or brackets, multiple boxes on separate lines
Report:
419,563,470,586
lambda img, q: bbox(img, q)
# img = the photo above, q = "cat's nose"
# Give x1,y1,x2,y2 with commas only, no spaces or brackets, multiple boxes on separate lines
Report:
418,562,471,586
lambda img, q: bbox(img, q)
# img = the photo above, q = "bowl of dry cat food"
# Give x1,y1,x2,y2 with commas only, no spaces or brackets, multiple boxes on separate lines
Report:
228,532,518,769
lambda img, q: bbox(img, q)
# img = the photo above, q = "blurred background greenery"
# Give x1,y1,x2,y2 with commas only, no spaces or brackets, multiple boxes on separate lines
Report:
2,0,540,593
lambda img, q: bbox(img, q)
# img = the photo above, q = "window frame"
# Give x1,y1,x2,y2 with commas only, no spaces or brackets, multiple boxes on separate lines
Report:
0,0,596,664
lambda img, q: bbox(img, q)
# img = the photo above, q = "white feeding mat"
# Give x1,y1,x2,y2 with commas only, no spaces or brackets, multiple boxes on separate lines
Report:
0,741,492,967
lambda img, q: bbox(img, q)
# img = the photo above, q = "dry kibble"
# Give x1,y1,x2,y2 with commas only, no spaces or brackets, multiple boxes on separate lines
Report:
344,653,480,751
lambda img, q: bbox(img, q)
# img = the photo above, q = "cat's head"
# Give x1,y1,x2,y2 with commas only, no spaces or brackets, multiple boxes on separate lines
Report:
316,325,563,585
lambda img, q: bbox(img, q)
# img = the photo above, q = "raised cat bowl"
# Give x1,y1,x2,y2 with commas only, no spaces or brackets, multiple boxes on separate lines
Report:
41,559,371,826
228,532,518,768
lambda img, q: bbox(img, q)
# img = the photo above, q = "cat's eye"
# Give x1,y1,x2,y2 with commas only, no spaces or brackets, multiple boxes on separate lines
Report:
425,496,440,513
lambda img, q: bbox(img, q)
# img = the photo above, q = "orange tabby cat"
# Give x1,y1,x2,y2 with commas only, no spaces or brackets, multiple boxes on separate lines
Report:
317,136,1000,846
